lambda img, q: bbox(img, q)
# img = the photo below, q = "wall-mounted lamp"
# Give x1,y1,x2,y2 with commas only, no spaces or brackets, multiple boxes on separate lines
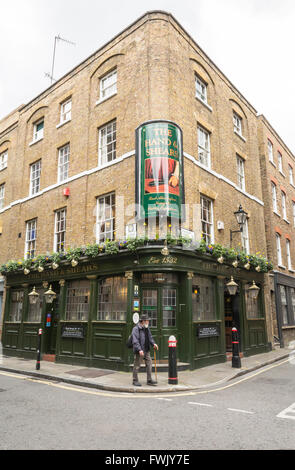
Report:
226,276,238,296
28,286,39,305
44,285,57,304
230,204,248,245
248,281,260,301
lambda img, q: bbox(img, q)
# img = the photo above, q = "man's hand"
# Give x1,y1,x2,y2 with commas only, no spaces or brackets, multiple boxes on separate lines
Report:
139,350,144,357
169,175,179,188
153,344,159,350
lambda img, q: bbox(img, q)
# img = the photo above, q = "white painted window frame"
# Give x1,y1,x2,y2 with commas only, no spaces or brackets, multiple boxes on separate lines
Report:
54,207,67,252
98,120,116,167
276,233,282,266
271,182,278,213
197,126,211,168
58,144,70,182
236,154,245,191
30,160,41,196
200,194,214,244
96,192,115,243
0,150,8,170
25,218,37,259
99,69,117,102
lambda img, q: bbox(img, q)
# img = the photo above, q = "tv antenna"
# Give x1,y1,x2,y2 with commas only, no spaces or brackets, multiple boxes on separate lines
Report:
45,34,76,84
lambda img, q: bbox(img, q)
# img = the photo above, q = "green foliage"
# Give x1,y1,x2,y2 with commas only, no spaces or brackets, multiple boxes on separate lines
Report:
0,236,274,274
84,244,100,258
104,240,119,255
65,246,84,261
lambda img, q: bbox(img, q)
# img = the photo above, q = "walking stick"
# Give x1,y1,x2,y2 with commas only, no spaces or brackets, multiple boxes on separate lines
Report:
154,348,158,383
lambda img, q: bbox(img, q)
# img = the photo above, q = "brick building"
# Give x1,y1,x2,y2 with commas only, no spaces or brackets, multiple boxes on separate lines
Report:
258,115,295,347
0,11,288,371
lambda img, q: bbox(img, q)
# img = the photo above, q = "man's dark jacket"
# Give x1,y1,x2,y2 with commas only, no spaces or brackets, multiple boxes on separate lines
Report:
132,323,155,354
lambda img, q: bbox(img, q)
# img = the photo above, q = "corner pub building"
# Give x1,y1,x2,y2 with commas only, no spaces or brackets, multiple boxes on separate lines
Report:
1,11,275,371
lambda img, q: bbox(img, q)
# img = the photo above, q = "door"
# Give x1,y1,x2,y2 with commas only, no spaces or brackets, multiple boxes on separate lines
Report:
44,287,59,354
224,292,233,351
224,292,241,352
141,286,178,360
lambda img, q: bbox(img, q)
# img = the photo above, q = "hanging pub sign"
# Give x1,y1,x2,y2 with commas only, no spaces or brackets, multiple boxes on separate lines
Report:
135,120,185,220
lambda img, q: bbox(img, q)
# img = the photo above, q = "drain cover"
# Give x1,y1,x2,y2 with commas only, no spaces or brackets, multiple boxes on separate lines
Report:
65,368,115,378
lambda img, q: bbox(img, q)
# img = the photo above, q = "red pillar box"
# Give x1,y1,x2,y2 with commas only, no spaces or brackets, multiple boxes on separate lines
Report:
232,327,241,368
36,328,43,370
168,335,178,385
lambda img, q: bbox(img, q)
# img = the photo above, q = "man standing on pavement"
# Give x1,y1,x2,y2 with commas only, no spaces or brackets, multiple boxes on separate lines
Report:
132,314,158,387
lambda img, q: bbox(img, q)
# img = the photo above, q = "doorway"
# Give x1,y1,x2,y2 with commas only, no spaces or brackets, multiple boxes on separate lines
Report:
140,280,178,360
44,284,60,354
224,290,241,352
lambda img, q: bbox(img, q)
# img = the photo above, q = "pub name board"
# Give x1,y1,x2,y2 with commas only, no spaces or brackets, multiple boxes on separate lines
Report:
136,120,185,220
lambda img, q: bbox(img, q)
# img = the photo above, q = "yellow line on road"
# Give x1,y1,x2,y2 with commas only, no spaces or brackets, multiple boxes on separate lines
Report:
0,358,291,399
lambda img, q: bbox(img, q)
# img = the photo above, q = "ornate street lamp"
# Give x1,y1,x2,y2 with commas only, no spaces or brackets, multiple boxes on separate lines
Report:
248,281,260,301
226,276,239,296
44,285,56,304
230,204,248,245
28,286,39,305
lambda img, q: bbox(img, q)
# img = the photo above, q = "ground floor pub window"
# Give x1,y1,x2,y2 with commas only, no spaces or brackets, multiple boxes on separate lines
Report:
279,285,289,325
97,276,127,321
245,283,260,319
66,280,90,321
279,284,295,326
27,287,44,322
162,288,176,327
290,288,295,324
192,275,216,321
9,290,24,322
142,288,157,328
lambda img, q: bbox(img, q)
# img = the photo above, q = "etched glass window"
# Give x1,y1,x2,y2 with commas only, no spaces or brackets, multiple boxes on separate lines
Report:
27,288,44,322
9,290,24,322
97,276,127,321
280,285,288,325
66,280,90,321
192,276,215,321
245,283,260,319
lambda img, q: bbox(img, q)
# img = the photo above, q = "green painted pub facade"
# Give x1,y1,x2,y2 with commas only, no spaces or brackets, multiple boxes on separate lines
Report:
1,244,271,371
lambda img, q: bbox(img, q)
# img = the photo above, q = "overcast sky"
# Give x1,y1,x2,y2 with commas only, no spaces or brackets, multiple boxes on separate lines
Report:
1,0,294,153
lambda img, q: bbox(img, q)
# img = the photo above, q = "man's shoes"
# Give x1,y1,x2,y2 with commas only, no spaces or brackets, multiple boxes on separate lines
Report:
133,381,142,387
147,380,157,386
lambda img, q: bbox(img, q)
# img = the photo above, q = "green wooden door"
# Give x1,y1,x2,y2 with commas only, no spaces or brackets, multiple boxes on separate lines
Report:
141,286,178,360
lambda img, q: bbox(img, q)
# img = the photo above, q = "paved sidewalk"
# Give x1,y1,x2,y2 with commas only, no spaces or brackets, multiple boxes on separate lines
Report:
0,346,293,394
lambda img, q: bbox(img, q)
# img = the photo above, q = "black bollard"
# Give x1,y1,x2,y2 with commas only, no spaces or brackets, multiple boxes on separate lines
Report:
36,328,42,370
168,336,178,385
232,327,241,368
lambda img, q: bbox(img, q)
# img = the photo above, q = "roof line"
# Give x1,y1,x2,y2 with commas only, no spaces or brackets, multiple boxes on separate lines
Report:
17,10,258,116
